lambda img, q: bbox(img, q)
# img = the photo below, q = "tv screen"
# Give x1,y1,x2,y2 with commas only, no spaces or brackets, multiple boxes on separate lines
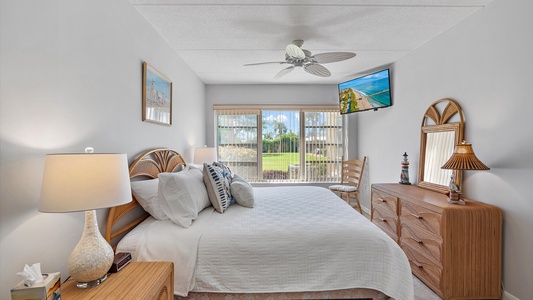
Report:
338,69,392,114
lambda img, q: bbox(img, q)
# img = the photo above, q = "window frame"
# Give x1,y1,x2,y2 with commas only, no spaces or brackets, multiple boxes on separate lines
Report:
214,105,344,183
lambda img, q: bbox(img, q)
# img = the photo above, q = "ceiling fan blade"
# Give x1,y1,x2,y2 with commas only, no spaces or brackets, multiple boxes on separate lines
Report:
304,63,331,77
273,66,295,79
244,61,286,66
312,52,356,64
292,39,304,47
286,44,305,59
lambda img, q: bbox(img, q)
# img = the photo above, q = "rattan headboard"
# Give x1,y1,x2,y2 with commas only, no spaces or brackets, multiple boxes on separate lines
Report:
105,148,186,245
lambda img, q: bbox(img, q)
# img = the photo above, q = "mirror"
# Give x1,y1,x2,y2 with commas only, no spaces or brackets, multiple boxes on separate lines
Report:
418,99,464,194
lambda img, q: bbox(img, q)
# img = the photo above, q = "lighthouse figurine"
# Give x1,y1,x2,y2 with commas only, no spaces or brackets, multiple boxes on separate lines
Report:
399,152,411,185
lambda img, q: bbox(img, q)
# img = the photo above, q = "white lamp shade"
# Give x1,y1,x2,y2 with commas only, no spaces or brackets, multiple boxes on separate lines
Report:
193,147,217,164
39,153,132,212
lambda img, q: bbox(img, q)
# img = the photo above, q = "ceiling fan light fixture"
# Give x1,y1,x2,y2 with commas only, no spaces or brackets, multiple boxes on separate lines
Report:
286,44,305,59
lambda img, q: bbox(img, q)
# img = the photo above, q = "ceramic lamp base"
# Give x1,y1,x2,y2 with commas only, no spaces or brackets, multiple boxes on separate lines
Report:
76,273,108,288
68,210,114,288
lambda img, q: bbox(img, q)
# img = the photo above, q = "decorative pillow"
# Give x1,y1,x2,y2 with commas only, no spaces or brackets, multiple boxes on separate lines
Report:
130,179,168,220
203,163,233,213
230,174,254,208
158,168,210,228
213,162,233,180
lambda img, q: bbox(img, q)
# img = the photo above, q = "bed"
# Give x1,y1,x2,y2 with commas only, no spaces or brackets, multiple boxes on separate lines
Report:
105,149,414,300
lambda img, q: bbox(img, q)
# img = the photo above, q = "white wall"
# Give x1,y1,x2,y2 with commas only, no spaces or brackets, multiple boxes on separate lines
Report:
206,83,358,159
357,0,533,298
0,0,205,298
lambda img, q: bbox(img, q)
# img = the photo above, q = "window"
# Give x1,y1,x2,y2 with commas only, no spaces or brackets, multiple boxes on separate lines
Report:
215,106,343,183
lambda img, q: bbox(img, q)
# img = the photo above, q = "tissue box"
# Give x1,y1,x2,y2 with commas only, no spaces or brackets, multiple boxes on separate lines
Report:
11,272,61,300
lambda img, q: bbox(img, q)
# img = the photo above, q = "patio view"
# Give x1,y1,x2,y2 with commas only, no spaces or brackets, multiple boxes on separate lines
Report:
217,109,343,182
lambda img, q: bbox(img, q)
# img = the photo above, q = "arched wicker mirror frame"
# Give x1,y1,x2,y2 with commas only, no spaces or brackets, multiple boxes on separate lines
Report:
418,98,465,194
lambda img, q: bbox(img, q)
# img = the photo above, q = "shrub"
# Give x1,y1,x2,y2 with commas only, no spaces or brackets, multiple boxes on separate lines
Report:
218,146,256,162
262,170,288,179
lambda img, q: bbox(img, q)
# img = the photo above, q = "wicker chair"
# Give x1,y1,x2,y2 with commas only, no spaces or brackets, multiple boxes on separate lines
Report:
328,157,367,213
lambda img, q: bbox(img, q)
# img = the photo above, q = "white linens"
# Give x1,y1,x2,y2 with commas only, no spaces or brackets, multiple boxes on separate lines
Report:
117,186,414,300
116,207,215,295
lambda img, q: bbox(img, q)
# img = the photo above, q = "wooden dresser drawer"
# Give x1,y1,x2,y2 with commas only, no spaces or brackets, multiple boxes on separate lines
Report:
400,221,442,265
372,208,398,242
400,200,442,237
371,189,399,216
402,244,443,298
371,187,399,242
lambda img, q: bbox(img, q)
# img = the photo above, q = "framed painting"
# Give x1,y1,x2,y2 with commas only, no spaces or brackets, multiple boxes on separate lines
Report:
142,62,172,125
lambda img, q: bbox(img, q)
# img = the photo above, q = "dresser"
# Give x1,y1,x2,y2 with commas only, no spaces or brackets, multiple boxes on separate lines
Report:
61,262,174,300
371,183,502,300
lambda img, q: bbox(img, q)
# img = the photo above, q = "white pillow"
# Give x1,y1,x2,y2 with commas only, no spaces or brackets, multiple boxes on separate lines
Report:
129,164,187,220
230,174,254,208
158,169,210,228
131,179,168,220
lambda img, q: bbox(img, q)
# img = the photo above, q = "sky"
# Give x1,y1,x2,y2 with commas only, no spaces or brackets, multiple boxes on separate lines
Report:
262,110,300,135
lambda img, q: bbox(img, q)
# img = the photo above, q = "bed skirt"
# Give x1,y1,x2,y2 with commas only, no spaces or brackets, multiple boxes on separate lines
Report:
176,288,390,300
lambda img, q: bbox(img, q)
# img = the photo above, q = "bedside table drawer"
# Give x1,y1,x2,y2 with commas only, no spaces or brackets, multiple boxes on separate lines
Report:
145,262,174,300
62,262,174,300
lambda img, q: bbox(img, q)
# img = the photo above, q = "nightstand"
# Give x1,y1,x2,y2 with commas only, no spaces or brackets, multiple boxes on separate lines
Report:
61,262,174,300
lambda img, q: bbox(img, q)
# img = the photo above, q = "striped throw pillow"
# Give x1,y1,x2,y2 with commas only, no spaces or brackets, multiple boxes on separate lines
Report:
203,163,232,213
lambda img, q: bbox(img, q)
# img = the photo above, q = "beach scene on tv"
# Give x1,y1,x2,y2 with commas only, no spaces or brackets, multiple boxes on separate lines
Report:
338,69,391,114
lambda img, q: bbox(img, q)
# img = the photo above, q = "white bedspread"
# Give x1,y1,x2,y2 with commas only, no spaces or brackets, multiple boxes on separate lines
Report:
117,186,414,300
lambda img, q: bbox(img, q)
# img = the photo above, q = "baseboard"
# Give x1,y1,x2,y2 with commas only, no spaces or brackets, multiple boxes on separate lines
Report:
361,205,371,216
503,290,520,300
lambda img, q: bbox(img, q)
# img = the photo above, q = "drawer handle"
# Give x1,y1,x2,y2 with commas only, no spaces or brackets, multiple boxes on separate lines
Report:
411,213,423,219
412,236,424,244
379,217,387,223
413,260,424,269
377,197,386,203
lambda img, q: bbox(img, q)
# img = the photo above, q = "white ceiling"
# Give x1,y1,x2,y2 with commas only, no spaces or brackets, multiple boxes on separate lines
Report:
130,0,494,84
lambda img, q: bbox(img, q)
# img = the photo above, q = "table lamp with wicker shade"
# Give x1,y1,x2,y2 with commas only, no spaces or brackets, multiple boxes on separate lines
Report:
441,141,490,204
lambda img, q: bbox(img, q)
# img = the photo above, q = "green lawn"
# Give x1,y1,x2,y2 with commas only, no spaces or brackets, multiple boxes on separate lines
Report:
262,152,324,171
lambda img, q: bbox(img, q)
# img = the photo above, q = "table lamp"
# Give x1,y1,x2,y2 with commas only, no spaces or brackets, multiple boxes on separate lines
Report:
441,140,490,204
193,146,217,164
39,148,132,288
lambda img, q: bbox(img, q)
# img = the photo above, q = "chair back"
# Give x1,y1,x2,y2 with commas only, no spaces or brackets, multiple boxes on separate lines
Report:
341,156,367,189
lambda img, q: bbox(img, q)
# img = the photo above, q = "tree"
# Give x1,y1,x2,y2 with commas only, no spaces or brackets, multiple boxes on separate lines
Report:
273,120,287,136
279,132,299,153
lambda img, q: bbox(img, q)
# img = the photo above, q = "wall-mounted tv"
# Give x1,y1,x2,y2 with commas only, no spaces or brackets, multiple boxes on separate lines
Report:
338,68,392,114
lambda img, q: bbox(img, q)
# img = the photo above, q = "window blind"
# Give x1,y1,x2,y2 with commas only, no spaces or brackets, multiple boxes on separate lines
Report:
214,106,342,183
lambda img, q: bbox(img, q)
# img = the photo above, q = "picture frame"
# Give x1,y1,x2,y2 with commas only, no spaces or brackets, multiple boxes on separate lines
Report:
142,62,172,125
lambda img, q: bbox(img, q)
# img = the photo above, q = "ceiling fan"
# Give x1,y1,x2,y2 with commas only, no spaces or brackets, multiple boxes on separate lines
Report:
244,39,356,79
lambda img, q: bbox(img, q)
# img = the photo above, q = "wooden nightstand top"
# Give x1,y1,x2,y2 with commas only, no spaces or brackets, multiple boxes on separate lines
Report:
62,262,174,300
